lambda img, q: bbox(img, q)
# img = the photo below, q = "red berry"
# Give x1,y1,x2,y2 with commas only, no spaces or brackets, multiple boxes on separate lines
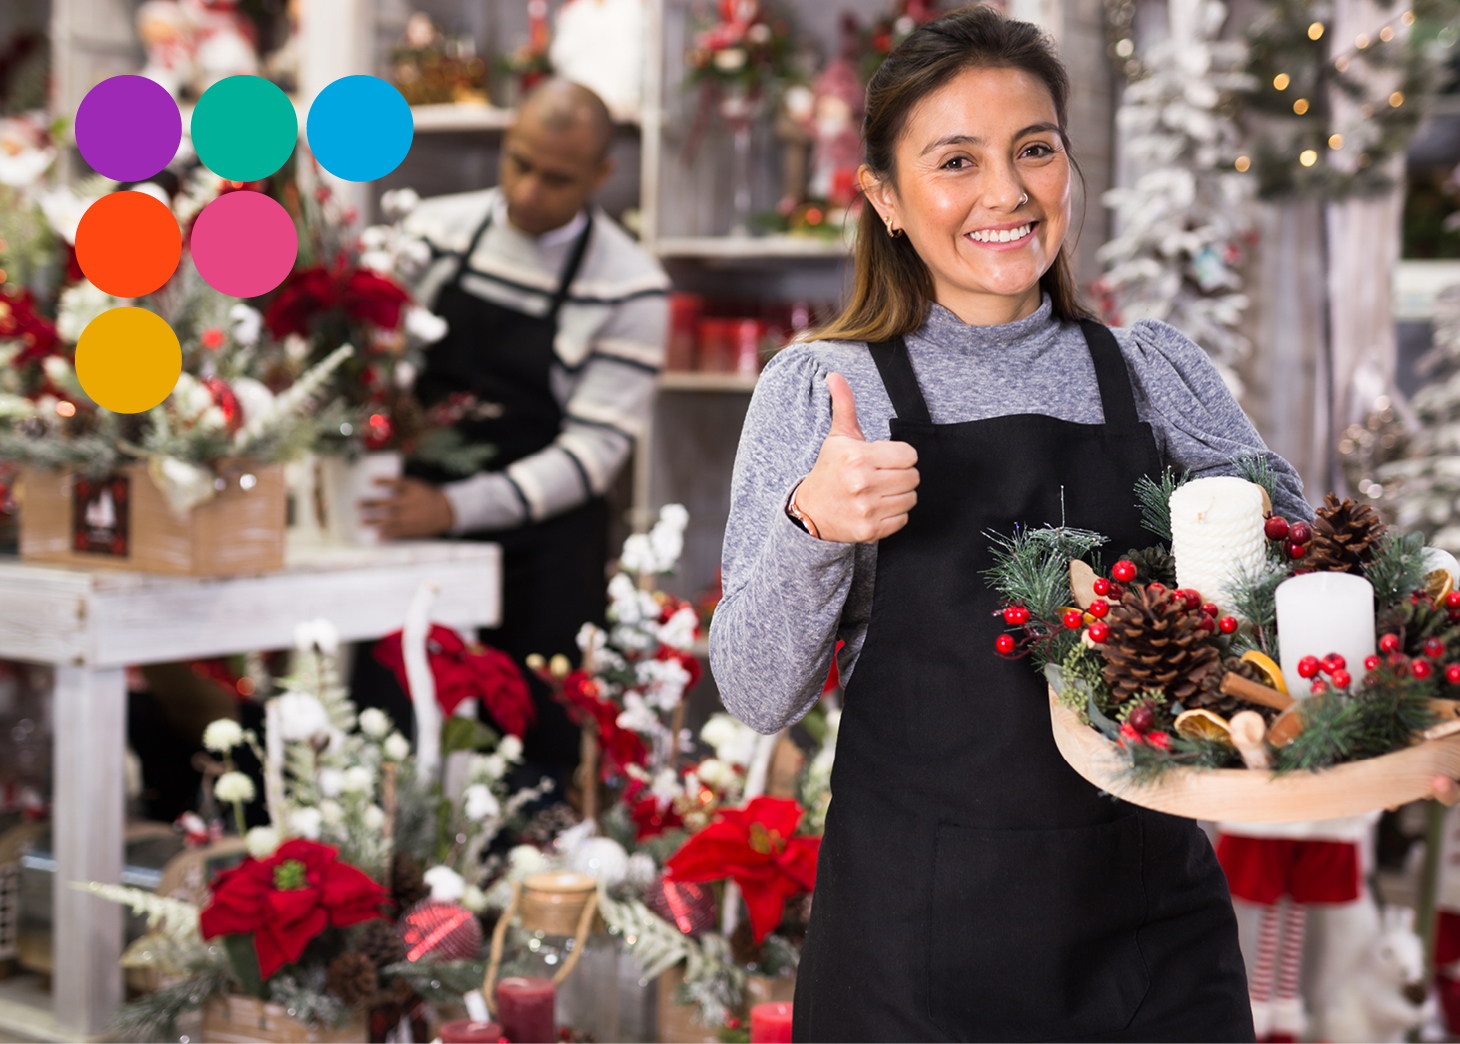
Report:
1119,722,1142,745
1427,637,1448,658
1297,655,1322,679
1447,591,1460,610
1063,609,1085,630
1452,608,1460,623
1364,655,1380,671
1311,679,1329,694
1202,602,1220,617
1448,664,1460,685
1107,583,1125,600
1148,582,1168,595
1288,521,1312,545
1088,599,1110,618
1218,616,1238,634
1183,589,1203,610
995,634,1017,654
1413,659,1434,681
1331,668,1352,689
1323,653,1346,674
1264,516,1290,541
1003,606,1030,625
1128,704,1155,733
1380,633,1401,653
1112,560,1137,583
1147,730,1171,751
1088,621,1111,644
1288,542,1307,560
1093,577,1111,596
1197,616,1217,633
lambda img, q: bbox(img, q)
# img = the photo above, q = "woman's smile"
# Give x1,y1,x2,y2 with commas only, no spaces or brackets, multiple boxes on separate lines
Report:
964,219,1038,248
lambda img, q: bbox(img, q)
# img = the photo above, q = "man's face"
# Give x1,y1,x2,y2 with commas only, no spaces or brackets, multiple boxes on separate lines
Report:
499,115,611,236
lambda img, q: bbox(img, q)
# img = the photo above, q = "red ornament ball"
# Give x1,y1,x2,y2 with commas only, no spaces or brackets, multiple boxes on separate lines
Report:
1218,616,1238,634
1062,609,1084,630
1413,659,1434,681
1426,637,1448,659
1322,653,1347,674
995,634,1017,655
1112,560,1137,583
1088,599,1110,619
1331,668,1352,689
1288,521,1312,545
1288,542,1307,560
1202,603,1220,618
1128,705,1155,733
1088,621,1111,643
1447,590,1460,610
1264,516,1290,541
1092,578,1111,596
1364,655,1381,671
643,875,717,937
1447,664,1460,685
1297,656,1322,679
1380,633,1401,653
399,899,482,963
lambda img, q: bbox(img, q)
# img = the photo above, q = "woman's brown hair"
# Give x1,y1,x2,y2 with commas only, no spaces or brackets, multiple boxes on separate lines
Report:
816,3,1094,344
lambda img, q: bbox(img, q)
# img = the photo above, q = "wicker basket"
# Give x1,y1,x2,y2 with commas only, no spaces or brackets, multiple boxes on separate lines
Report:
1049,687,1460,822
201,993,368,1043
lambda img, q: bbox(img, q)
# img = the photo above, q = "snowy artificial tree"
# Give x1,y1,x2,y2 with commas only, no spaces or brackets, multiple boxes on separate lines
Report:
1095,0,1255,392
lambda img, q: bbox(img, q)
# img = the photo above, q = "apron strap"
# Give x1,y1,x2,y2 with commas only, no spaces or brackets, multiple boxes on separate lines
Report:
546,212,594,322
1078,320,1140,429
866,336,932,424
448,202,498,293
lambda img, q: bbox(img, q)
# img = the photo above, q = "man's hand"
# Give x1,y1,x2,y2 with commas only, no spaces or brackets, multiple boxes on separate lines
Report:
359,477,455,540
793,373,920,543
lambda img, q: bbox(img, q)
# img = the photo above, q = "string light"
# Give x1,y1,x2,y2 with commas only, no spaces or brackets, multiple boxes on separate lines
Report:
1356,33,1370,48
1308,21,1325,39
1390,90,1405,106
1329,133,1344,149
1273,73,1291,89
1300,150,1318,166
1335,56,1350,72
1293,98,1310,114
1235,155,1251,172
1380,26,1394,41
1115,38,1134,57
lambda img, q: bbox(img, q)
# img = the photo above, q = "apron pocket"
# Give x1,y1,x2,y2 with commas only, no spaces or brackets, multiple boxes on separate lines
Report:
928,815,1151,1042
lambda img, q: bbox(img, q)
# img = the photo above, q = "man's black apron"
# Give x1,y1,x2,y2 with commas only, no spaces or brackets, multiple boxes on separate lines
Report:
361,204,605,769
792,322,1253,1043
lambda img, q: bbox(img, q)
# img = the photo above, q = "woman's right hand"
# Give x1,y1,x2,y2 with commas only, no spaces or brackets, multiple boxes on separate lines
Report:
793,373,920,543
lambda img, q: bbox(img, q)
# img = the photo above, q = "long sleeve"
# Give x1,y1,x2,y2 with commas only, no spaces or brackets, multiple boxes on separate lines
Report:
709,347,860,734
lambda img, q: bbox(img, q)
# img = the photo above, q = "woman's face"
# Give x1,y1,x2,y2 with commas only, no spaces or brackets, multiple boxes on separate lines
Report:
864,65,1071,325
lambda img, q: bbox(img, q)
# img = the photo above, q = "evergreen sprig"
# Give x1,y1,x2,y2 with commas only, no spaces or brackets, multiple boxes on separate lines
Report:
1119,732,1243,786
983,524,1106,623
1133,467,1189,543
1365,530,1429,609
1226,559,1289,657
1272,667,1439,774
1232,454,1279,506
109,966,232,1042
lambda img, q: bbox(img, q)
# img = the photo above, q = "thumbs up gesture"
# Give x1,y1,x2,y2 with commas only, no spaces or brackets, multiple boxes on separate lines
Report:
792,373,920,543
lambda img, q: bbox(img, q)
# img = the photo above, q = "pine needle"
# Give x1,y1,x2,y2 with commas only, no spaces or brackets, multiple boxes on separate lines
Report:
1272,668,1439,774
1232,453,1279,505
1365,530,1428,609
1133,467,1189,543
1226,559,1289,657
983,524,1106,623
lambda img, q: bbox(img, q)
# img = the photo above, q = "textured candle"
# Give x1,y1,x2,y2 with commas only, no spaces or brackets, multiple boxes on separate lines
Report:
1168,477,1268,612
750,1002,794,1043
1274,572,1375,696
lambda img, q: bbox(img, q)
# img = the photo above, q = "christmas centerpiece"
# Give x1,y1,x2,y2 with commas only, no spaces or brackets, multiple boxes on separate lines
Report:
990,459,1460,821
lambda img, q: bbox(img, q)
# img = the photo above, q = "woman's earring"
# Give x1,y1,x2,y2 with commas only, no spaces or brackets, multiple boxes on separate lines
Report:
884,214,903,238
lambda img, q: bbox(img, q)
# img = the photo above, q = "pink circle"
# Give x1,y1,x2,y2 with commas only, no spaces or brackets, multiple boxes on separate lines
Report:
190,190,298,298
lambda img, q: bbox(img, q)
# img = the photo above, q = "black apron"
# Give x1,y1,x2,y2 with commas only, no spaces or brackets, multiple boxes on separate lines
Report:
361,203,607,769
792,322,1253,1043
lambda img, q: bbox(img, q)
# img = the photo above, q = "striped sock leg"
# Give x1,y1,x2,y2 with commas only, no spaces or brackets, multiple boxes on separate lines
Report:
1276,901,1307,1003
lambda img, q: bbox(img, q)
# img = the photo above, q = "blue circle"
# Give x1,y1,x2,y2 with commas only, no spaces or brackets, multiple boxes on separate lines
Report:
306,75,412,182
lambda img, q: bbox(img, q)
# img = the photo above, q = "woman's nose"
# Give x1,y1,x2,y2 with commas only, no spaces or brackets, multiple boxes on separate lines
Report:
982,161,1027,212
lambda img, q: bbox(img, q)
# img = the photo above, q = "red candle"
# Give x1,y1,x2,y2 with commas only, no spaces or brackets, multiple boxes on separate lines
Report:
495,976,555,1043
439,1019,505,1043
750,1002,794,1043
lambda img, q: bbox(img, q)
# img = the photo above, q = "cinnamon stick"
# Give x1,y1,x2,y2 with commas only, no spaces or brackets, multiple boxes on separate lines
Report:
1219,672,1295,712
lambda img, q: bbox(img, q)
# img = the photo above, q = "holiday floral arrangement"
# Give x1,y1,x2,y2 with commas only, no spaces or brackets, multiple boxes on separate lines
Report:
86,618,552,1041
685,1,798,99
990,457,1460,816
853,0,944,83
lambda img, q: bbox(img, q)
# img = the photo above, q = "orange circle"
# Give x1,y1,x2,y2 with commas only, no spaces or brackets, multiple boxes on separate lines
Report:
75,191,182,298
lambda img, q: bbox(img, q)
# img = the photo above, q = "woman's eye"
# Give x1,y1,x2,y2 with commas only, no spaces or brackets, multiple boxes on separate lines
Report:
1022,143,1055,158
941,156,971,170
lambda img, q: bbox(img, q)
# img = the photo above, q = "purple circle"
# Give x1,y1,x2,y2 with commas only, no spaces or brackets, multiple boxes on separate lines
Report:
190,191,298,298
76,76,182,182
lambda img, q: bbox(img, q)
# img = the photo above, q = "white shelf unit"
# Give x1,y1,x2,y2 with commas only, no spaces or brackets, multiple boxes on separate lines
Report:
655,234,851,260
410,101,643,133
659,370,759,392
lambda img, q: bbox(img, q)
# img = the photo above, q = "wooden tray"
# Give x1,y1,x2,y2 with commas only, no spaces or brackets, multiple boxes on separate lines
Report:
1049,688,1460,822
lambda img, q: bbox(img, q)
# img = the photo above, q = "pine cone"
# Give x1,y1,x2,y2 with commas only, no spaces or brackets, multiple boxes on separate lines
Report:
1306,493,1386,574
392,852,429,909
326,951,379,1007
1378,595,1460,660
1099,583,1224,705
357,917,407,969
1123,546,1177,588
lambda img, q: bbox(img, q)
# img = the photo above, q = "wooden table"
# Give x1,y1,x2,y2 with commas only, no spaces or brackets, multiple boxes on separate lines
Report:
0,538,501,1038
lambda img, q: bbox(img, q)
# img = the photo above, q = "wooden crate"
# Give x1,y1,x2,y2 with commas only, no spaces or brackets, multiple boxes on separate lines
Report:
657,969,795,1043
18,460,285,577
202,994,368,1043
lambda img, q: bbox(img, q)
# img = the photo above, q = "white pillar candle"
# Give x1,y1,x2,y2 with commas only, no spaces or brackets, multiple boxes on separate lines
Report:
1168,477,1269,611
1274,572,1376,696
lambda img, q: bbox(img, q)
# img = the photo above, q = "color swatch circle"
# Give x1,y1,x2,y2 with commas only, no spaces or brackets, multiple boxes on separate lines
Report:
75,75,182,183
190,190,298,298
75,307,181,413
306,75,413,182
191,75,299,182
75,191,182,298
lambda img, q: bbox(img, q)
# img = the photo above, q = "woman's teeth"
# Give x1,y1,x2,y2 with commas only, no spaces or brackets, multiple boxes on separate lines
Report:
967,223,1033,243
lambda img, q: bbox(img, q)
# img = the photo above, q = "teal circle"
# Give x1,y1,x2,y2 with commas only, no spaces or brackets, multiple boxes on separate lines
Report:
306,75,413,182
192,75,298,182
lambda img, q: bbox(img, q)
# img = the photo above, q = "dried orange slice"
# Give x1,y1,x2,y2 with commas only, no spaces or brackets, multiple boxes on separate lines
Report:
1240,650,1288,695
1424,568,1454,603
1174,708,1233,743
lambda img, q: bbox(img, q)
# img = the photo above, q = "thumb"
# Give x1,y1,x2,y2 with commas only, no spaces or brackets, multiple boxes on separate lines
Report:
826,373,866,442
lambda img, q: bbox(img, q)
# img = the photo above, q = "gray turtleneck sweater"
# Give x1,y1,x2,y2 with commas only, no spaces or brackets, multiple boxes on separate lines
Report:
708,296,1312,735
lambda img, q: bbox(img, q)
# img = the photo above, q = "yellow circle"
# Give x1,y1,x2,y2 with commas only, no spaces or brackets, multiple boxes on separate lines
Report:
1293,97,1310,115
75,306,181,414
1235,155,1251,172
1329,134,1344,149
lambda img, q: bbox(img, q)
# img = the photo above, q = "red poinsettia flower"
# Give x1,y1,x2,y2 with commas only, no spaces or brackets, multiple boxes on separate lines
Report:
0,287,60,367
199,838,386,979
666,796,819,944
264,259,411,340
553,670,647,779
630,792,685,840
374,625,536,738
